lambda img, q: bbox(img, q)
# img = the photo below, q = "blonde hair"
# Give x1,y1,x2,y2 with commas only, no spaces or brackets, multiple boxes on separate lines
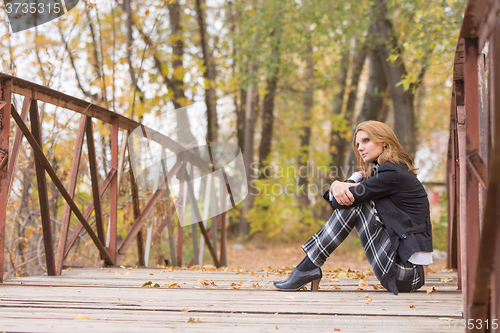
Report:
352,120,417,179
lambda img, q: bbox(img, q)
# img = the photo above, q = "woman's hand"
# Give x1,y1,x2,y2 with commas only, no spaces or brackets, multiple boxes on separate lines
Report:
330,180,361,206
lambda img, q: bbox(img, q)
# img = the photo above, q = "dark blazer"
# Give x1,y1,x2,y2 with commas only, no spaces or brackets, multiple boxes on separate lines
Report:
323,162,433,294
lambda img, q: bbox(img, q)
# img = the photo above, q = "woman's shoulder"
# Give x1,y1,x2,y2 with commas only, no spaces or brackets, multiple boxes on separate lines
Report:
379,162,421,184
378,162,416,177
378,162,406,171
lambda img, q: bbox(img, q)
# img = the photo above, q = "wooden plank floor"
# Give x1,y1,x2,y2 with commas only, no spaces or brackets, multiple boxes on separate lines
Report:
0,267,462,332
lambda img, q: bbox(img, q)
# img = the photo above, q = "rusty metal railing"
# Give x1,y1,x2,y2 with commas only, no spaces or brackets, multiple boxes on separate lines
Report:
447,0,500,330
0,73,229,282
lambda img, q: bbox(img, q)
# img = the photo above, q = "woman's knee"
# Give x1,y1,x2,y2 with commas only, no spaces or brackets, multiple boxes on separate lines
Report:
396,264,425,293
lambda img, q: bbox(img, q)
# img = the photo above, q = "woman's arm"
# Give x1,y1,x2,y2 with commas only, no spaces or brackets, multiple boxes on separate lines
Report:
327,172,363,204
329,164,400,209
330,181,360,206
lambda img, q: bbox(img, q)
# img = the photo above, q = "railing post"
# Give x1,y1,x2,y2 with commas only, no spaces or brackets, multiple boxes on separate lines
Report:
455,79,465,292
447,107,458,270
0,78,12,283
464,37,481,327
487,17,500,328
109,117,119,265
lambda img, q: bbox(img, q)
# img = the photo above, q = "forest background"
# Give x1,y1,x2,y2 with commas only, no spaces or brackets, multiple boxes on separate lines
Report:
0,0,465,277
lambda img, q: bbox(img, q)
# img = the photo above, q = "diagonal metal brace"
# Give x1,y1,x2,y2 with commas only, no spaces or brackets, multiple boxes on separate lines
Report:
466,150,487,189
0,148,7,170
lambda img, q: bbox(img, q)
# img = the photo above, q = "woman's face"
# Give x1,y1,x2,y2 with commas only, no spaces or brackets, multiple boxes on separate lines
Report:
355,130,384,164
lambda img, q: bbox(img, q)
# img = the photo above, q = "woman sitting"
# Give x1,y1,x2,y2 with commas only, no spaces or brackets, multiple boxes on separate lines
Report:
274,120,433,294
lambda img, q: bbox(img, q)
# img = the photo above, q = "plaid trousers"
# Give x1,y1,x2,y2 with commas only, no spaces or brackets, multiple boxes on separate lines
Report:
302,201,425,293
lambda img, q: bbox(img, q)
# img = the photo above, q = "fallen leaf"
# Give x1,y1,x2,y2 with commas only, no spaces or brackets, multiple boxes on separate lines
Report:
142,281,153,287
118,298,124,302
409,305,415,308
169,283,180,288
359,279,369,287
185,317,202,323
334,329,341,331
196,279,209,286
181,308,190,312
364,298,372,304
328,286,341,290
426,286,436,294
73,315,90,320
439,277,455,283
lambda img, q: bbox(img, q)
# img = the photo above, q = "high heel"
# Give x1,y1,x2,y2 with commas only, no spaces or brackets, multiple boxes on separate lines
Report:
310,278,320,291
273,267,322,291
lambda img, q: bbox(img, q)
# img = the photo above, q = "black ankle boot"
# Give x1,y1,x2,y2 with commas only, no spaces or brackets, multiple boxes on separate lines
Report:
273,267,322,291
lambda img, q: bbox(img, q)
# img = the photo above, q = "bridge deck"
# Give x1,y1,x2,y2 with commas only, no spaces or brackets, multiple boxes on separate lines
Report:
0,267,462,332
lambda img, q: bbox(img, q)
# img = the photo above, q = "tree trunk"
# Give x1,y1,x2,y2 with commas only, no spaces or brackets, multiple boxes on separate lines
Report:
360,50,389,123
298,45,315,207
346,47,389,170
195,0,218,143
124,0,143,104
340,40,368,173
258,29,280,179
374,1,416,158
129,3,197,147
227,0,246,155
168,0,197,147
329,52,349,175
85,8,107,107
259,76,277,179
239,63,259,237
237,88,246,153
